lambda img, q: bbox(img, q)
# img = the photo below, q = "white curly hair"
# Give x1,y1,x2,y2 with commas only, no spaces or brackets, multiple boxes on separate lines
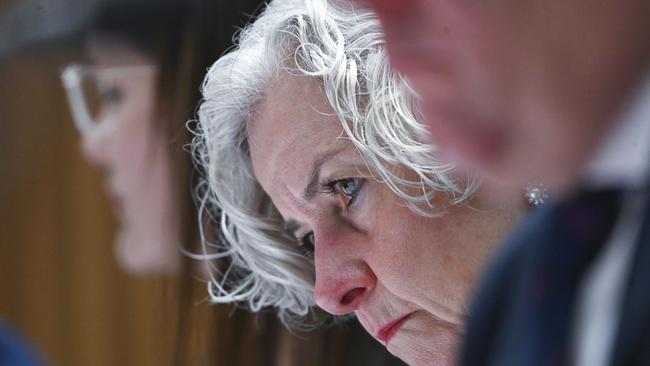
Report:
191,0,478,328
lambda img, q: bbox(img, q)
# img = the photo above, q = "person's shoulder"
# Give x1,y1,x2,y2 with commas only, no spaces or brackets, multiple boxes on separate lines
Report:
0,320,47,366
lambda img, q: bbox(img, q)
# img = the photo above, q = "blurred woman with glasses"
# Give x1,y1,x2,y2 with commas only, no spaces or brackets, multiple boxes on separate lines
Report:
60,1,198,275
59,0,400,364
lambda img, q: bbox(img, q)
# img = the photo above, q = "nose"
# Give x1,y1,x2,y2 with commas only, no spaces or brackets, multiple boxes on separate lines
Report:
313,231,376,315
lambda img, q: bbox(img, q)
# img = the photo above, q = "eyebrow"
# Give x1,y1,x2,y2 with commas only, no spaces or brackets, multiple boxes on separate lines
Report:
302,146,346,201
282,146,346,239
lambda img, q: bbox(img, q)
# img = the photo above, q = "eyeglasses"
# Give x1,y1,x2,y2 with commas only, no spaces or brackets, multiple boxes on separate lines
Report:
60,64,157,134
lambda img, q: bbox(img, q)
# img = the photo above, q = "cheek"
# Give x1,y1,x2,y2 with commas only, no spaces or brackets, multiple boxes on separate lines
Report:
362,192,443,297
364,192,498,317
373,211,460,295
113,95,157,170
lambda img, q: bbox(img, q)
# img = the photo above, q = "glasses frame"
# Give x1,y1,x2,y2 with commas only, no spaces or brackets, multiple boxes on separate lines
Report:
60,64,157,134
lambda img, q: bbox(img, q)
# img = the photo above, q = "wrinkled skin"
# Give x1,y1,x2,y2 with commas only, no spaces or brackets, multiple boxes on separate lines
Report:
248,73,523,365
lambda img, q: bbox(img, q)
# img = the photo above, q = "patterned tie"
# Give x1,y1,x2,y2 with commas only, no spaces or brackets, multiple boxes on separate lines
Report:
520,188,623,366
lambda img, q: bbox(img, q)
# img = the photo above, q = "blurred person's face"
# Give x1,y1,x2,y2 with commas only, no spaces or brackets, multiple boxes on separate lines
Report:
62,40,179,274
249,74,523,365
347,0,650,192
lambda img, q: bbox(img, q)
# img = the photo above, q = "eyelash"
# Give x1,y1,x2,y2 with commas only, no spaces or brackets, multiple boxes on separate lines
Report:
297,233,314,260
296,178,365,258
99,85,124,106
320,177,364,206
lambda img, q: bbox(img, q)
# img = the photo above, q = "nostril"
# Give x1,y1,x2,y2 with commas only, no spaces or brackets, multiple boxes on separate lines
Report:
341,287,365,306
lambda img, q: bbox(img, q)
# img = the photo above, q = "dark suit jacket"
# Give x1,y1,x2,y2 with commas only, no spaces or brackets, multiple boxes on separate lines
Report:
460,184,650,366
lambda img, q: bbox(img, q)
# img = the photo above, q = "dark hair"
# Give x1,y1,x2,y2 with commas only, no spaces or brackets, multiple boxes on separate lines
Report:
89,0,192,53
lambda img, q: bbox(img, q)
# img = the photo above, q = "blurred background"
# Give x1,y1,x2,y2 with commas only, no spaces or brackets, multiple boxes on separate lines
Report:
0,0,403,365
0,34,178,366
0,0,212,363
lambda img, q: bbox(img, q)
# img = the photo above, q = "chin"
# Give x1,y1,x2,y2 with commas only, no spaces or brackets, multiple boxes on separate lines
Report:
386,314,460,366
115,228,179,275
388,341,456,366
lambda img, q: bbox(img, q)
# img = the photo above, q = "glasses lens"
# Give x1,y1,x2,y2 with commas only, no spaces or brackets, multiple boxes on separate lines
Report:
62,64,156,134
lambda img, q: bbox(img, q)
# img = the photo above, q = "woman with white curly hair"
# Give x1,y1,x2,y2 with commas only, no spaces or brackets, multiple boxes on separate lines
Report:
192,0,526,364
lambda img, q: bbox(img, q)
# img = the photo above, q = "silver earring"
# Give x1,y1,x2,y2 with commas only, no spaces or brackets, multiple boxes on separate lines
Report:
525,183,548,207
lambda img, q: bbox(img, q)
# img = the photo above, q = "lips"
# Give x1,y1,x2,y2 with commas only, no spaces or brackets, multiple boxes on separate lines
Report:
376,312,414,346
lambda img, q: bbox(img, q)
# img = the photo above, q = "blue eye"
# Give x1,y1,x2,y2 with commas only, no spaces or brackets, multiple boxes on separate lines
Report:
340,178,361,197
99,84,124,106
298,177,364,258
324,177,365,206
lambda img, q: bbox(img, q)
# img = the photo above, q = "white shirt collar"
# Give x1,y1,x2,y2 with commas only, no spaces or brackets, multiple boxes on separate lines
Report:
583,71,650,190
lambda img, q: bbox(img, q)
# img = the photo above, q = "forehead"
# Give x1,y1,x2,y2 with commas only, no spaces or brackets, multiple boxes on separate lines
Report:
87,38,153,67
248,73,348,208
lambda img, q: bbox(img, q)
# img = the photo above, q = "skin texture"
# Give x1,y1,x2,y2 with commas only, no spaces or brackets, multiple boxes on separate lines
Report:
347,0,650,193
248,73,523,365
79,41,179,275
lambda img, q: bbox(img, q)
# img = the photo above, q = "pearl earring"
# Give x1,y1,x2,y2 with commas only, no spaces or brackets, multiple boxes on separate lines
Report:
525,183,548,207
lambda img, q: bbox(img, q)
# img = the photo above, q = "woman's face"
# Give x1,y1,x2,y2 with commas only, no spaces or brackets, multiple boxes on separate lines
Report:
77,41,179,275
249,74,523,365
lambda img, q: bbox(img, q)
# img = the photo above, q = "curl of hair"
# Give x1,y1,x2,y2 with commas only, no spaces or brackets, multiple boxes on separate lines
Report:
191,0,478,329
